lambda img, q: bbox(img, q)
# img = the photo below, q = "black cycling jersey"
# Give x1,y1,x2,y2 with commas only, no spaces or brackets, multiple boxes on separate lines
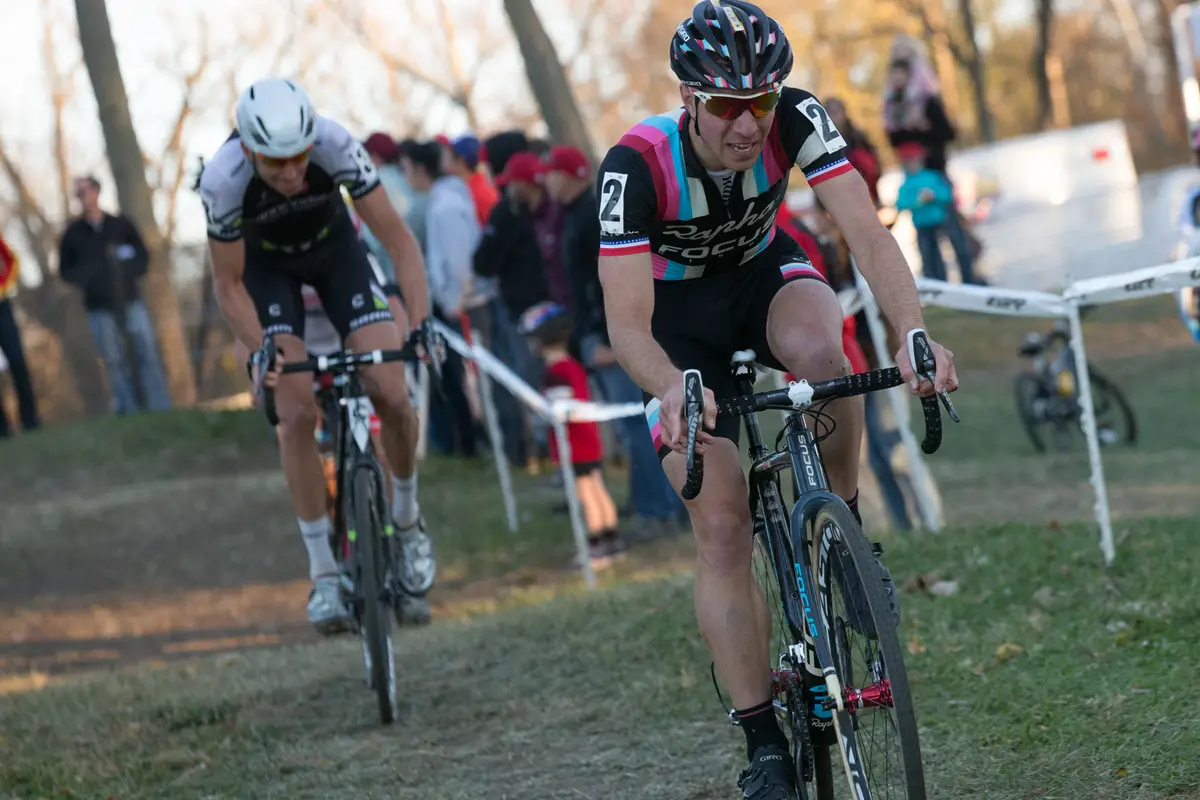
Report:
596,87,854,279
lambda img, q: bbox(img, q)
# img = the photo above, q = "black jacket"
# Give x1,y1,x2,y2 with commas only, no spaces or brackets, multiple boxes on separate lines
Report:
561,190,606,357
59,214,149,312
886,95,956,173
473,193,549,319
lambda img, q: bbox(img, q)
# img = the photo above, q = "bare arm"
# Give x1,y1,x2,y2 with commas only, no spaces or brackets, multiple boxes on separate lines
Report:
599,251,680,399
813,169,925,337
355,184,429,329
209,239,262,353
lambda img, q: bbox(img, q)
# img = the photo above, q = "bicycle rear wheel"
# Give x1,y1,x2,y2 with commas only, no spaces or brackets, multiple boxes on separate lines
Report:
812,501,925,799
351,467,398,725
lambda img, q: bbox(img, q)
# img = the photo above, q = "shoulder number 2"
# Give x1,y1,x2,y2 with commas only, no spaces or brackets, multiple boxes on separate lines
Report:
599,171,627,234
799,98,847,152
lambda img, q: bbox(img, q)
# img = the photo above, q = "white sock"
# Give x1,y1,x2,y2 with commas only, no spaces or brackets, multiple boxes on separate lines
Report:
392,474,419,529
298,516,338,580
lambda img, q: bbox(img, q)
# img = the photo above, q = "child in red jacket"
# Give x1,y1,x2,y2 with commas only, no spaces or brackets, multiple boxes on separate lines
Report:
519,302,626,568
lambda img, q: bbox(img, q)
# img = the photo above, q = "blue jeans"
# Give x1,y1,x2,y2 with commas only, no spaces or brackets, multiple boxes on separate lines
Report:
592,363,685,520
0,299,39,434
916,215,976,284
863,392,912,531
86,301,171,414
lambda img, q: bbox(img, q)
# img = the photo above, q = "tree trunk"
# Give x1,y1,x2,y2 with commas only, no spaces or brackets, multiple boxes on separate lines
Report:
957,0,995,142
73,0,196,405
923,0,963,121
1155,0,1191,154
1033,0,1055,130
502,0,596,164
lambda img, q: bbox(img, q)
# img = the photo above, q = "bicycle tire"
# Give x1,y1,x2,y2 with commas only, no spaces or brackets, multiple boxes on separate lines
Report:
811,500,925,799
1012,371,1049,453
1087,368,1137,446
351,467,398,725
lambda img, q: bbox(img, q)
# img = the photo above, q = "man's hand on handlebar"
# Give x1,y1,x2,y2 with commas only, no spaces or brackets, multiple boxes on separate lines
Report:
658,377,718,455
895,328,959,397
250,338,285,406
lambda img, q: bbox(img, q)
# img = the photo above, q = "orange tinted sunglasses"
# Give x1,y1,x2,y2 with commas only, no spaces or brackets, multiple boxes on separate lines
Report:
694,89,781,120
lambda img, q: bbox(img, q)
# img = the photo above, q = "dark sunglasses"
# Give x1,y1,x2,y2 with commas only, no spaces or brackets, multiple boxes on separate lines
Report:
693,89,781,120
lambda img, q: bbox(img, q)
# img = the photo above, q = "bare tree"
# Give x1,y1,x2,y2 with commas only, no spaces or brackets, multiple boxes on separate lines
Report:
1033,0,1056,130
73,0,196,405
503,0,595,160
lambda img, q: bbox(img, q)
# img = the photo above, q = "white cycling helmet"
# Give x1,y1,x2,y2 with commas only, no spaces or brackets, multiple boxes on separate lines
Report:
235,78,317,158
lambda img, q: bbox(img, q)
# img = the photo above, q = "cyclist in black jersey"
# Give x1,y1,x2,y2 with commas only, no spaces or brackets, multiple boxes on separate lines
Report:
199,78,436,635
596,3,959,797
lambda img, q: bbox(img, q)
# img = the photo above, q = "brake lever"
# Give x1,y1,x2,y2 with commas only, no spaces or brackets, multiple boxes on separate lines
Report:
911,329,961,424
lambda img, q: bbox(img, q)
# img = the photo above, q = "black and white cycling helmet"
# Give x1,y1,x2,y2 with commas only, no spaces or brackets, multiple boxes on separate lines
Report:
670,0,793,91
235,78,317,158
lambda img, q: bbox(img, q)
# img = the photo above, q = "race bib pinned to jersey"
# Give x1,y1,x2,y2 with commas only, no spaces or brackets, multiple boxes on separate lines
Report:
599,172,628,235
796,98,847,154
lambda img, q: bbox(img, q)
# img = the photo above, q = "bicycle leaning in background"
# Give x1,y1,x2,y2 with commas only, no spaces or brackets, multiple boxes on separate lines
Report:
254,331,440,725
1012,318,1135,454
683,331,959,800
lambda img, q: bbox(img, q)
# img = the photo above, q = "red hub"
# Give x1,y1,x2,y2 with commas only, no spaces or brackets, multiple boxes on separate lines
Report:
771,671,894,715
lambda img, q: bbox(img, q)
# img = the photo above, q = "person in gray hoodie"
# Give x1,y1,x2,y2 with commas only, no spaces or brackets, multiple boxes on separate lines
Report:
402,141,482,457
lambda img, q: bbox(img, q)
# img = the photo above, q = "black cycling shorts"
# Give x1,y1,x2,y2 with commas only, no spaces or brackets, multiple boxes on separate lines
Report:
244,225,393,344
642,232,827,460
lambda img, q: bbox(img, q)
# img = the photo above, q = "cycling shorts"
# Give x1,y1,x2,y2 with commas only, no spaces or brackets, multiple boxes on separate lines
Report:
642,232,827,461
245,225,393,344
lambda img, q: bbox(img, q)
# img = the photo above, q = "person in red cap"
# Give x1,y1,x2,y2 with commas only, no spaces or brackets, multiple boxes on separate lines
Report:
496,151,571,310
894,141,976,283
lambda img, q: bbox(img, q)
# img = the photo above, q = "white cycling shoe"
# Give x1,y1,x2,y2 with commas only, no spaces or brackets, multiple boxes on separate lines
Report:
394,518,436,596
307,574,353,635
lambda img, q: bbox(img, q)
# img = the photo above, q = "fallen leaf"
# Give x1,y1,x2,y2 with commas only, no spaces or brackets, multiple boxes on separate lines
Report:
1047,520,1062,532
907,630,926,655
995,642,1024,663
1114,767,1129,778
929,580,960,597
1033,586,1055,608
1027,609,1049,632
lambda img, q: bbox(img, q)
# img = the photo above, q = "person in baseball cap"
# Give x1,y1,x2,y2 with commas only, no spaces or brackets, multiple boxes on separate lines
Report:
363,132,400,165
446,133,499,225
494,150,547,190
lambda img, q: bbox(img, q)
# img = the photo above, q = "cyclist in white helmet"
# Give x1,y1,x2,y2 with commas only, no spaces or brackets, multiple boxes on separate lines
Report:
199,78,437,635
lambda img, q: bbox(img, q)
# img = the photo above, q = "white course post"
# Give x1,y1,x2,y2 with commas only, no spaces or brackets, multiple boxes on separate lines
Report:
1065,302,1117,565
551,411,597,589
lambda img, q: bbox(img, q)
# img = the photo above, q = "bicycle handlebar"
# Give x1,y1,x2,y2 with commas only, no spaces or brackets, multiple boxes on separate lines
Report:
680,331,961,501
254,335,421,427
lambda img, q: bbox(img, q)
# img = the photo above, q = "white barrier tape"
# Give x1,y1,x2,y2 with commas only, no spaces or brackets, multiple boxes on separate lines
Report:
434,321,553,417
551,398,645,423
913,277,1070,317
1063,256,1200,304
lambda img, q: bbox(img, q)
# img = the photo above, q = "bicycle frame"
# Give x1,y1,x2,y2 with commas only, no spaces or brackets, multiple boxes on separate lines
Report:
324,370,393,604
734,360,856,712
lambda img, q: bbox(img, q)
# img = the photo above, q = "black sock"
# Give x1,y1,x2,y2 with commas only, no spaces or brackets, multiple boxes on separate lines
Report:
847,490,862,526
735,698,788,759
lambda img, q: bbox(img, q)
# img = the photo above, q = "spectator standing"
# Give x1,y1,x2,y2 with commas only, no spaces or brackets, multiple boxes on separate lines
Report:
541,145,685,534
519,301,627,568
0,233,39,436
894,142,977,283
496,152,570,311
446,134,500,227
402,141,483,457
361,132,425,281
475,134,551,468
59,176,171,414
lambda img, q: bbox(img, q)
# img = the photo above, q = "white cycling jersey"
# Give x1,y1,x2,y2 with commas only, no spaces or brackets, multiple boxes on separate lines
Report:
199,116,379,249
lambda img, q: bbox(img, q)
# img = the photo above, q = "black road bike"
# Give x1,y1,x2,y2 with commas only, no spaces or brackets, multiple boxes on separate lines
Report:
1013,319,1136,454
257,335,429,725
681,332,959,799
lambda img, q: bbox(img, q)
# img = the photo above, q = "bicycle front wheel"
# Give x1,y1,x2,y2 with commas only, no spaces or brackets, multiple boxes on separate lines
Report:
812,500,925,799
351,467,398,725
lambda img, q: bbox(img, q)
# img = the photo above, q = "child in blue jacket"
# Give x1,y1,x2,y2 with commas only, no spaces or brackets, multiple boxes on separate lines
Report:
895,142,977,283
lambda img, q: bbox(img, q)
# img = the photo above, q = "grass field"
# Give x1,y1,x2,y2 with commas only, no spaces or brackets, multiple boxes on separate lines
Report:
1,296,1199,799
